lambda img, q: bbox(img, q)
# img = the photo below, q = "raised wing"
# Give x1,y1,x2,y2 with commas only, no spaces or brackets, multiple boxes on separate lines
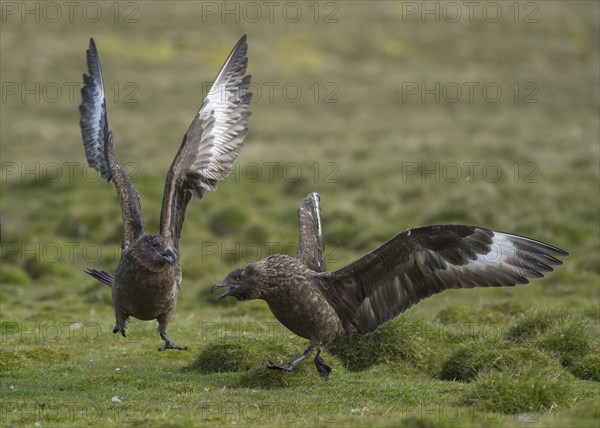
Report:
159,35,252,250
79,38,144,249
323,225,568,334
296,193,327,272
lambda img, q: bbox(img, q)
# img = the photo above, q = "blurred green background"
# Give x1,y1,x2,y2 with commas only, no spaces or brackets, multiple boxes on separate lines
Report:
1,1,598,426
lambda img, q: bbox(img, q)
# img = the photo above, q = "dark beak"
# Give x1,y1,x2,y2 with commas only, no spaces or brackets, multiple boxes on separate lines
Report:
161,248,177,265
211,281,238,301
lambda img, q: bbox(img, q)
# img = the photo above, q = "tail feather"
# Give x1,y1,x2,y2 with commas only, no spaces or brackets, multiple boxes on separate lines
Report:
85,268,114,287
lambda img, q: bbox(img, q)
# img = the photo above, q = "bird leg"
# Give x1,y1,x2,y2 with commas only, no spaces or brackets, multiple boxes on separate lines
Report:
158,332,187,351
313,348,332,380
112,324,126,337
267,345,314,371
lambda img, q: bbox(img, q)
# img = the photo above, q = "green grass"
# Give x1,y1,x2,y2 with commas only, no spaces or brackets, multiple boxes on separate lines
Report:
1,1,599,427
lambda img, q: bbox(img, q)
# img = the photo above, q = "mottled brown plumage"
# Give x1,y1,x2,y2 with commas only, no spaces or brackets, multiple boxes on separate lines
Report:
80,36,252,350
212,193,568,378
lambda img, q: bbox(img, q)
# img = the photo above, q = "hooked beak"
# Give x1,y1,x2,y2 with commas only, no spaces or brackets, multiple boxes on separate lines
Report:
160,248,178,265
211,281,238,301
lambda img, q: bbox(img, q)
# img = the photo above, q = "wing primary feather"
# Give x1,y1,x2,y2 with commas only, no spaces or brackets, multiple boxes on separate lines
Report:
79,38,111,182
79,38,145,249
296,192,327,272
159,35,253,250
322,225,568,334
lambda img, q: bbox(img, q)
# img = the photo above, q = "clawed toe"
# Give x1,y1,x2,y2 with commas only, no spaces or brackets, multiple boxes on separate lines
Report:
315,361,333,380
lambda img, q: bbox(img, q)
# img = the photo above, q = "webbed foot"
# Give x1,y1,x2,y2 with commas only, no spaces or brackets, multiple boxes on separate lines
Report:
159,332,187,351
112,325,126,338
314,348,332,380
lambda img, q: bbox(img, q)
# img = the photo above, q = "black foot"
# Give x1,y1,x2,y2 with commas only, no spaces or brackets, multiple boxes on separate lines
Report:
314,349,333,380
266,361,294,371
158,332,187,351
112,325,126,337
158,341,187,351
315,360,333,379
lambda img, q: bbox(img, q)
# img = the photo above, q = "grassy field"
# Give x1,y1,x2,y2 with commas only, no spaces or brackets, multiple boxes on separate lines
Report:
1,1,599,426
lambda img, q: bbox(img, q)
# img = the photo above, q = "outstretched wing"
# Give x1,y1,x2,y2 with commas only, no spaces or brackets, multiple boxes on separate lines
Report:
79,38,144,249
296,193,327,272
322,225,568,334
159,35,252,250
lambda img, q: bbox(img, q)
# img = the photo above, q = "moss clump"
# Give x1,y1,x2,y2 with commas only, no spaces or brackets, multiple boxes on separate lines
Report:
459,367,573,414
439,339,555,382
569,354,600,382
0,264,31,285
328,318,434,373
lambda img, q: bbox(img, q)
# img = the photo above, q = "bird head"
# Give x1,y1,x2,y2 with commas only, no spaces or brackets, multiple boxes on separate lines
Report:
134,234,178,269
211,255,296,301
211,263,262,301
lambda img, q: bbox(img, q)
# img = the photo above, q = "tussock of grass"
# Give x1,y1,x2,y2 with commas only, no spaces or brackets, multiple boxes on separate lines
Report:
505,309,571,342
459,367,574,414
569,354,600,382
0,265,31,285
190,336,345,386
190,337,309,375
190,337,271,374
237,364,314,389
506,309,598,373
439,339,555,382
328,318,437,374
